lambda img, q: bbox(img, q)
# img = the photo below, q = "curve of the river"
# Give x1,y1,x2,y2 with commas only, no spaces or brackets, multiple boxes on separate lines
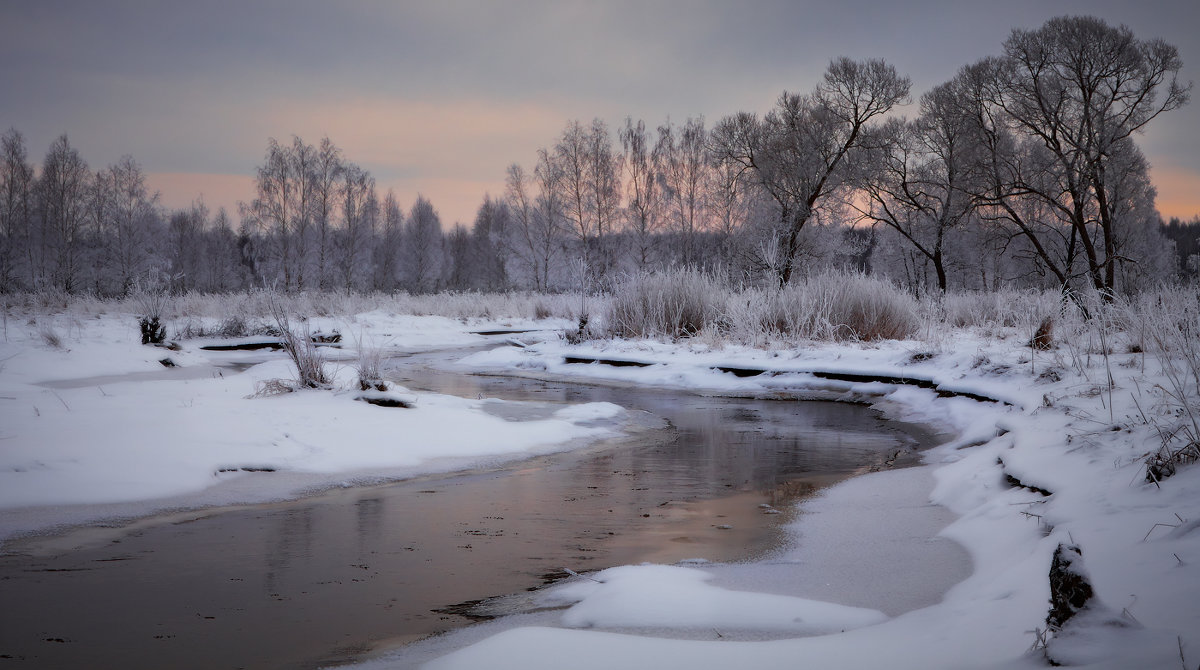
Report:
0,349,954,669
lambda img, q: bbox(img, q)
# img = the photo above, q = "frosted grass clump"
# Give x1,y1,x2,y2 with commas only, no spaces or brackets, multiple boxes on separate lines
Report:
607,270,727,339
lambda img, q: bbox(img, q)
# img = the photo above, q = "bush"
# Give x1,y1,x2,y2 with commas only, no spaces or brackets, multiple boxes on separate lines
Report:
131,286,171,345
1134,289,1200,482
139,316,166,345
603,270,919,343
754,272,920,342
268,299,330,389
607,270,726,339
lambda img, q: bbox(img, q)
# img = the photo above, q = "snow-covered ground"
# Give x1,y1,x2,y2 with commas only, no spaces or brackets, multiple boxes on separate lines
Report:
397,321,1199,669
0,310,625,545
2,301,1198,669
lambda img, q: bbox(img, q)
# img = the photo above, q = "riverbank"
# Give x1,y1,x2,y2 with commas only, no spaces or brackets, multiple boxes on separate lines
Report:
2,301,1197,669
1,309,945,669
0,312,623,547
398,325,1200,669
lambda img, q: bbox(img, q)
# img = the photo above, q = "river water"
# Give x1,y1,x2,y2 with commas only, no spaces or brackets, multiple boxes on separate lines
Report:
0,352,933,669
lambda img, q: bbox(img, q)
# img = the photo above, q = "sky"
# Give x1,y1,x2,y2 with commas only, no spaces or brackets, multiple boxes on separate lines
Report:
2,0,1198,227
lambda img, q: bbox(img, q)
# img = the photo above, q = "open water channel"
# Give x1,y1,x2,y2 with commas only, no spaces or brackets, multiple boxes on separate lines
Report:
0,349,935,669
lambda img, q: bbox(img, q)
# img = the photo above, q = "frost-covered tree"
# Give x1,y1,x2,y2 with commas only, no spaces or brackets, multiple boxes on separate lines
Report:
657,116,710,269
373,189,403,292
168,201,207,294
712,58,910,285
36,135,91,292
201,207,244,292
554,119,622,283
506,151,566,290
556,121,592,272
338,166,376,293
588,118,622,280
443,223,473,290
977,16,1190,296
471,195,510,290
312,137,344,290
104,155,161,295
242,138,297,290
0,129,35,291
405,195,442,293
620,117,662,269
857,80,982,293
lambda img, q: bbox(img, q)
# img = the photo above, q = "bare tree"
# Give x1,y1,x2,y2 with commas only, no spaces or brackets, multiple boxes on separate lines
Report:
1,129,35,290
533,148,566,289
556,120,593,272
620,117,662,269
105,155,161,295
290,136,316,290
168,201,207,293
242,138,295,290
471,195,510,290
312,137,344,290
444,223,473,290
405,195,442,293
505,163,539,289
588,118,622,280
202,207,243,292
37,135,91,292
981,16,1190,296
374,189,403,292
657,116,710,269
712,58,910,285
339,165,375,293
856,81,981,292
83,166,114,294
506,160,562,290
708,141,750,280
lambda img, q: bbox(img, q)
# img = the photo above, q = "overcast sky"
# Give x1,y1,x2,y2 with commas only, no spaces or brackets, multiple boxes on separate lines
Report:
2,0,1198,227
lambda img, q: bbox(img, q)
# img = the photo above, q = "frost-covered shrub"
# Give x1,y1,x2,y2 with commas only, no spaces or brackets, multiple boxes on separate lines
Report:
757,272,920,341
354,337,386,391
139,316,166,345
1131,289,1200,482
38,322,63,348
607,270,726,339
943,289,1063,329
131,286,171,345
604,270,918,343
267,300,329,390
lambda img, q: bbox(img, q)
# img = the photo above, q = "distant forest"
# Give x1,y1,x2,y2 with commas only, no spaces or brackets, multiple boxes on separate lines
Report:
1,16,1196,298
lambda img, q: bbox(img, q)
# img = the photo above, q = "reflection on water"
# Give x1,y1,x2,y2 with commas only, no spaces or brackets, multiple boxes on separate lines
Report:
0,355,926,670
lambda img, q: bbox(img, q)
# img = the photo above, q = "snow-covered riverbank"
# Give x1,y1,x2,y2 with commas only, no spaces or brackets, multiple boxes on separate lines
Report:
0,311,625,545
402,324,1200,669
2,302,1198,669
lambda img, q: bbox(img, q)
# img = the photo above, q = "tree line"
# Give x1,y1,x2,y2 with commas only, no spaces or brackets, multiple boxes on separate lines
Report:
1,15,1195,298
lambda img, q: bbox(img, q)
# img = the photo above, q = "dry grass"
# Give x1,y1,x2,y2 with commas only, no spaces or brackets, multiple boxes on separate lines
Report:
608,270,726,339
606,270,920,343
267,298,330,390
1130,289,1200,483
38,322,63,348
762,272,920,342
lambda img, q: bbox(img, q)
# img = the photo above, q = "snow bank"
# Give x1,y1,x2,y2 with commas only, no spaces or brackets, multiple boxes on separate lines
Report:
540,563,887,634
0,312,622,544
419,326,1200,669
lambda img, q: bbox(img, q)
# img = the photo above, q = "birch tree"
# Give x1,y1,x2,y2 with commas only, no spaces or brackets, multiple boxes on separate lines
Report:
37,135,91,292
0,129,34,290
620,117,662,269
